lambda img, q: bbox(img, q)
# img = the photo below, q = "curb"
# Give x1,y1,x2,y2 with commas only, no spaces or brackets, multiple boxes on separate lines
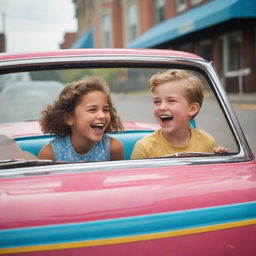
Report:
227,93,256,105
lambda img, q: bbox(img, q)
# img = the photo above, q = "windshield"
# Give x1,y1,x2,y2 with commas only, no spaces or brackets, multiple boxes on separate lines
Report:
0,66,239,167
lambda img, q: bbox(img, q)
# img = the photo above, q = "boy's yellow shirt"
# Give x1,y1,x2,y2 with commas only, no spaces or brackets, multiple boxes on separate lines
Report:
131,128,216,159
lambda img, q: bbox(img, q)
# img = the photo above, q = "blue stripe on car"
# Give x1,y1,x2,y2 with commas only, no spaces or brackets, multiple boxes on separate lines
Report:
1,201,255,249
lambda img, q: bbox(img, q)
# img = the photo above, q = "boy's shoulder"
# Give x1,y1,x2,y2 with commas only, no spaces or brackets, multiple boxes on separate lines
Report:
191,128,215,142
137,129,163,145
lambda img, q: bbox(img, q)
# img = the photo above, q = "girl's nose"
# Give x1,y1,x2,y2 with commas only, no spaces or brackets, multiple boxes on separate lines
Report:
97,110,107,119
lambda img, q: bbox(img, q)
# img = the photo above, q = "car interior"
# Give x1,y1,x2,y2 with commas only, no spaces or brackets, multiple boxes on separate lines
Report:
0,66,239,167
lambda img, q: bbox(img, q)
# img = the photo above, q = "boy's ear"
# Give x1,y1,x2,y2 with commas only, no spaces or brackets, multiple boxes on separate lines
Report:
64,113,73,126
188,102,200,117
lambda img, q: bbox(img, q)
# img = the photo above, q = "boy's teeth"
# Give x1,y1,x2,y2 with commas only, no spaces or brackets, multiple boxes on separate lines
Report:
160,115,173,121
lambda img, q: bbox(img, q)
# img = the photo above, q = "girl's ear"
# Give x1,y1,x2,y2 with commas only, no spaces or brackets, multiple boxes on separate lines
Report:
64,113,73,126
188,102,200,117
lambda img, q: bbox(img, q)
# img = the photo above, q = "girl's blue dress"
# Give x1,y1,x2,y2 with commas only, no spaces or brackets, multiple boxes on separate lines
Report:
51,134,111,162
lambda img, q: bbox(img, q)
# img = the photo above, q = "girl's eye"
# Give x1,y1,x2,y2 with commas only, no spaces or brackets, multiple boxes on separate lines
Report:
87,108,96,112
103,108,110,112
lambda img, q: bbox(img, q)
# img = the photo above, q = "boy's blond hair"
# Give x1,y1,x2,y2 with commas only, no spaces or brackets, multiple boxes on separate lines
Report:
149,69,204,107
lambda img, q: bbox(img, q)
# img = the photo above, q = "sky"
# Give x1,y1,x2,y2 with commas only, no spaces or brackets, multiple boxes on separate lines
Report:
0,0,77,52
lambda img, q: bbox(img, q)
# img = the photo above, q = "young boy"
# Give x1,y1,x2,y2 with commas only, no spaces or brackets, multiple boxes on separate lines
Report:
131,69,227,159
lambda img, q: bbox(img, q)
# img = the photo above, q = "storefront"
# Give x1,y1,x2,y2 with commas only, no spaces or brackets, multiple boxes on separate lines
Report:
127,0,256,93
71,28,93,49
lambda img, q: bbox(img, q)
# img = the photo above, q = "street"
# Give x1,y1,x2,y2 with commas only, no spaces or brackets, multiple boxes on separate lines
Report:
113,92,256,156
231,104,256,155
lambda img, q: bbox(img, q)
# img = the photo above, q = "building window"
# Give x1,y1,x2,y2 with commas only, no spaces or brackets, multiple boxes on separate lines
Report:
155,0,165,24
191,0,202,6
220,32,242,74
102,14,111,47
219,31,242,81
199,40,212,61
176,0,187,13
126,1,137,43
227,32,242,71
255,28,256,64
177,43,193,53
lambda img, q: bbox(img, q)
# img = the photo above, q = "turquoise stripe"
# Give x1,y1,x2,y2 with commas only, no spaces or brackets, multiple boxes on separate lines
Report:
1,201,256,249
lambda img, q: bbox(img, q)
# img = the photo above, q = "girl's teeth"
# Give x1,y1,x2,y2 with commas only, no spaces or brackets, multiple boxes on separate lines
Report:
91,124,104,129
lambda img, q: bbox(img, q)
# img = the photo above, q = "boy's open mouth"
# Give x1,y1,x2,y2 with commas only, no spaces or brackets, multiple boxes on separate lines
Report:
160,115,173,122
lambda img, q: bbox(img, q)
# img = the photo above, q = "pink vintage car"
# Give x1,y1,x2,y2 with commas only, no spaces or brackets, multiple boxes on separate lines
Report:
0,49,255,255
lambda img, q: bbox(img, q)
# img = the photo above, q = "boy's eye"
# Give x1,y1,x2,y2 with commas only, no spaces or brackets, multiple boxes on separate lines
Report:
168,99,176,103
153,100,161,105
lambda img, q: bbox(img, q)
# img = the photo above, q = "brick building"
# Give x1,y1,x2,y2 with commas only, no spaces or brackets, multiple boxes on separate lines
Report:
60,32,77,49
71,0,256,93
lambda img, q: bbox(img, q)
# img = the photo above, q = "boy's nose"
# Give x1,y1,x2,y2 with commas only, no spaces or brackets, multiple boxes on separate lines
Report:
159,102,167,110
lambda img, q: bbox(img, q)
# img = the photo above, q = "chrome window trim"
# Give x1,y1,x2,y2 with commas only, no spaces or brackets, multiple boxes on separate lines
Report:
203,62,254,160
0,154,251,179
0,54,207,69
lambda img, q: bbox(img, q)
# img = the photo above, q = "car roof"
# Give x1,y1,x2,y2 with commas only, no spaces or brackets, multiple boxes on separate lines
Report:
0,48,204,62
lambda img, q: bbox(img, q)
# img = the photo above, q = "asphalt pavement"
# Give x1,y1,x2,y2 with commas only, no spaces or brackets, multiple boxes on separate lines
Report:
227,93,256,156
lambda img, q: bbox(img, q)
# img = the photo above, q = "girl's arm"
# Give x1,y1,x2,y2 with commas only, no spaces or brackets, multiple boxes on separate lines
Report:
110,138,124,160
38,143,55,160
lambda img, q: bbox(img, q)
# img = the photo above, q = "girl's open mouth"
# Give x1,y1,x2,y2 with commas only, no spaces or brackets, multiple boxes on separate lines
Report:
91,123,105,131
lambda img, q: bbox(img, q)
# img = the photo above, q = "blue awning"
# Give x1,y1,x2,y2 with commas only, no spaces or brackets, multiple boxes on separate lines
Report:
71,28,93,48
127,0,256,48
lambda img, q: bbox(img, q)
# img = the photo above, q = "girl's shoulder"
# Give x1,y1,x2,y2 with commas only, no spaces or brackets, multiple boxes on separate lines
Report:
51,135,69,144
108,135,124,161
38,143,54,160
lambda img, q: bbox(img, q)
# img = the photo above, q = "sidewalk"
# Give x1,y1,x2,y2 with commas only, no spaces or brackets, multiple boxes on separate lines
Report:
227,93,256,105
227,93,256,156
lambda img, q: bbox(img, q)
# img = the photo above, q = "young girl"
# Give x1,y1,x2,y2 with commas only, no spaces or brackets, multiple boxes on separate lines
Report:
38,76,124,162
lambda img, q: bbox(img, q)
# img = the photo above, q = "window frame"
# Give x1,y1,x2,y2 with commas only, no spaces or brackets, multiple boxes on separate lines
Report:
176,0,187,13
101,12,112,48
125,0,138,43
191,0,202,6
155,0,165,24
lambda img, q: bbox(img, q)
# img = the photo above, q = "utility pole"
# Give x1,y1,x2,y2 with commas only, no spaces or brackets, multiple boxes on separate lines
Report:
1,12,5,33
0,12,6,52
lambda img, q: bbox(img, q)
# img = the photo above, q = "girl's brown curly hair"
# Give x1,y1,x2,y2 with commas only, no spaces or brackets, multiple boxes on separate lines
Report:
39,76,123,136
